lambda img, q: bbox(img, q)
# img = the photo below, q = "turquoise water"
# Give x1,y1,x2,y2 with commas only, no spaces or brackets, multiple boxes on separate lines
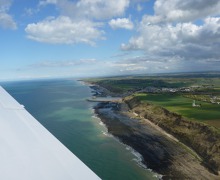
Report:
2,79,158,180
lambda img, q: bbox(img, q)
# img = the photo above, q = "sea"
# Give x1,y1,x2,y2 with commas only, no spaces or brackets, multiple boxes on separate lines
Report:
1,79,160,180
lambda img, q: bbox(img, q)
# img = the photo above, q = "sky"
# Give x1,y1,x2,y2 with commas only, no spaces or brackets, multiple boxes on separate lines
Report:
0,0,220,80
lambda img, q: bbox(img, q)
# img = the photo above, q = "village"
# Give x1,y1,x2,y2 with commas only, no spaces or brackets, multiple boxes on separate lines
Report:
90,83,220,106
138,86,220,105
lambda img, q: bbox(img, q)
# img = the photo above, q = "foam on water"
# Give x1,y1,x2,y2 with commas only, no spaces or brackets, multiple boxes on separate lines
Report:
99,121,105,126
94,110,163,179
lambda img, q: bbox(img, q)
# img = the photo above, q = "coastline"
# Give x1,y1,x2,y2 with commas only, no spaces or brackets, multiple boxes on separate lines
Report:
87,83,219,179
94,101,218,179
92,109,162,177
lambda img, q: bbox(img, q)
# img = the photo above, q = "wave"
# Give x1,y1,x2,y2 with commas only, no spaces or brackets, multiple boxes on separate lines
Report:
99,121,105,126
90,106,162,179
100,125,163,179
124,143,163,179
101,131,113,137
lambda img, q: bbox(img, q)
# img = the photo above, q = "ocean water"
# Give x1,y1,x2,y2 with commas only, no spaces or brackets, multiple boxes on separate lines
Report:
2,79,159,180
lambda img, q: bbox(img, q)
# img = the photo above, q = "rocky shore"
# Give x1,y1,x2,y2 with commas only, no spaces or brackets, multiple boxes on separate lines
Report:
94,101,219,179
88,84,220,179
124,95,220,175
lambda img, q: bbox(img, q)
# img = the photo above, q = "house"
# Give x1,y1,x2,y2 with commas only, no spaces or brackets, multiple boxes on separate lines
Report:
192,100,201,107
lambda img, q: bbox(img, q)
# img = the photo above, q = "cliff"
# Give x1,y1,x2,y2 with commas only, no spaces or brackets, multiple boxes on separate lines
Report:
124,95,220,175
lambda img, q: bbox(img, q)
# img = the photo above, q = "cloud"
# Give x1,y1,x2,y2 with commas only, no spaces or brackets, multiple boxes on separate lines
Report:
39,0,57,6
39,0,129,20
74,0,130,19
110,62,148,72
136,4,143,12
111,54,220,74
0,0,17,29
109,18,134,30
25,16,104,45
121,0,220,72
30,59,97,68
144,0,220,24
122,17,220,60
27,0,130,44
104,55,175,74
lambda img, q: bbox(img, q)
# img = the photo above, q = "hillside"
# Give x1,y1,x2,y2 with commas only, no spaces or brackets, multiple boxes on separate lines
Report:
124,95,220,175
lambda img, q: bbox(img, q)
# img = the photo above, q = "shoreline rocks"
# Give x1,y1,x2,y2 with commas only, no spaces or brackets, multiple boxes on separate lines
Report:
87,82,220,179
124,95,220,175
94,101,219,179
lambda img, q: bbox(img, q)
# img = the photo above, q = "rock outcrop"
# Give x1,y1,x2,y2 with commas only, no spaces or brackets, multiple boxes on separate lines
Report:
124,95,220,175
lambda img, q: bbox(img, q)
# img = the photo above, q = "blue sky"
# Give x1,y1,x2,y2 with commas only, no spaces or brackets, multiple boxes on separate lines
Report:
0,0,220,80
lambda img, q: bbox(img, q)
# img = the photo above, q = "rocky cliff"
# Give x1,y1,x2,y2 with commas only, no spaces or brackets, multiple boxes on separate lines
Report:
124,95,220,175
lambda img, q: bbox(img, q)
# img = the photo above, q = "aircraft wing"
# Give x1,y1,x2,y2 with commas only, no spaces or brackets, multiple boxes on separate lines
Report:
0,86,100,180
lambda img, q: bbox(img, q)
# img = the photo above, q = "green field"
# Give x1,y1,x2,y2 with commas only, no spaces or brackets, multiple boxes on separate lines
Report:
85,74,220,94
135,93,220,128
86,73,220,128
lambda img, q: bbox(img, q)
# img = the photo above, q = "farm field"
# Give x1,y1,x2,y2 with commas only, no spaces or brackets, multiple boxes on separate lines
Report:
135,93,220,128
86,73,220,129
86,73,220,94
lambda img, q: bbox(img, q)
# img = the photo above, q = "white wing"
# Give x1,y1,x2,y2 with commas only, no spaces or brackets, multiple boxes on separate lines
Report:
0,86,100,180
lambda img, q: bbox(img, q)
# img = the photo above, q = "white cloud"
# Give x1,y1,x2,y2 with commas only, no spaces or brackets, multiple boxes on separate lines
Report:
31,59,97,68
39,0,57,6
29,59,97,71
109,18,134,30
25,16,104,45
121,0,220,71
108,55,179,74
110,63,136,67
144,0,220,24
122,17,220,61
0,13,16,29
39,0,130,20
27,0,130,44
75,0,130,19
0,0,16,29
0,0,11,12
136,4,143,12
119,66,147,72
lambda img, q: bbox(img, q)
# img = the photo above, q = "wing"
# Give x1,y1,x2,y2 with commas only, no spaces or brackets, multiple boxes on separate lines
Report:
0,86,100,180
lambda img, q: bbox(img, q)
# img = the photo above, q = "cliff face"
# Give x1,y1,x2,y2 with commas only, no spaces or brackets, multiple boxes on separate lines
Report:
124,95,220,175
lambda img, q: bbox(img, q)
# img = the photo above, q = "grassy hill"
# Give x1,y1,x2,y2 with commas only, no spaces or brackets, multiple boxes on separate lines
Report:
134,93,220,128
